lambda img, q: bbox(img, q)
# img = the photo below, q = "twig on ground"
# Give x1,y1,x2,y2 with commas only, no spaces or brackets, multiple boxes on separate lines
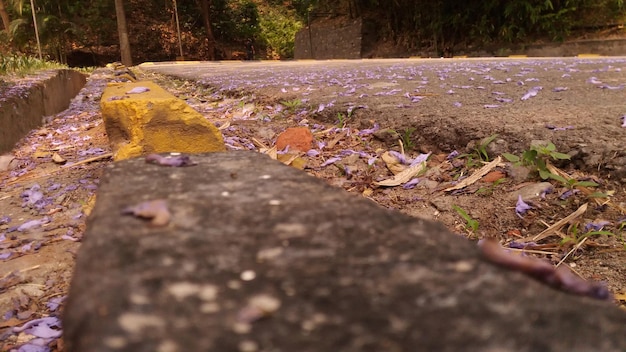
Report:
519,203,588,243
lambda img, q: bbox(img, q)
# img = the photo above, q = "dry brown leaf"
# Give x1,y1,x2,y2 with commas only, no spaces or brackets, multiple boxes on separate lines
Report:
375,161,426,187
277,153,306,169
444,156,502,192
52,153,66,164
327,130,349,149
381,151,406,175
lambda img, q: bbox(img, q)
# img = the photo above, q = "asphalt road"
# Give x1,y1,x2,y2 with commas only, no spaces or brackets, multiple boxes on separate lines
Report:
139,58,626,180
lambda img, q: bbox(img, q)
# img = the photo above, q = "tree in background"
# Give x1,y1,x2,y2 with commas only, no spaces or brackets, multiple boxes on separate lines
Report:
114,0,132,66
0,0,10,31
197,0,216,60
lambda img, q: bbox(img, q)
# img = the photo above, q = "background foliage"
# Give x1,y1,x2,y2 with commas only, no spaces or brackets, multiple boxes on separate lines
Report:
0,0,624,65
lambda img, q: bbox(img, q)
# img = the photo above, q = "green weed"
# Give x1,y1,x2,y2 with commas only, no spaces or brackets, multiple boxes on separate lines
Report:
400,127,416,151
502,141,570,181
475,134,498,161
280,98,302,113
452,205,479,233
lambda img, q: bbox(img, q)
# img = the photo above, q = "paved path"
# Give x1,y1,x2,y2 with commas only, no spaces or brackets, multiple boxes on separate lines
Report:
140,57,626,180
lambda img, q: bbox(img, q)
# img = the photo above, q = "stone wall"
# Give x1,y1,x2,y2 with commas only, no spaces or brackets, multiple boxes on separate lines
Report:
295,19,362,59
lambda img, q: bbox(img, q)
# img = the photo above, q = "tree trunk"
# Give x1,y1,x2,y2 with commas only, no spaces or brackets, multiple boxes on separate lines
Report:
114,0,132,66
198,0,215,60
0,0,10,32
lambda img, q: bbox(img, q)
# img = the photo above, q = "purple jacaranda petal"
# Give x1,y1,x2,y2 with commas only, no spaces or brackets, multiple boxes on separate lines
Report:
339,149,358,156
552,87,568,92
587,77,602,84
23,320,62,339
126,86,150,94
306,149,320,157
358,123,379,136
559,189,579,200
447,150,459,160
389,151,408,164
515,195,532,218
545,124,574,131
21,184,43,206
0,233,5,241
16,340,50,352
344,165,352,177
402,178,420,189
316,103,326,113
494,97,513,103
492,91,505,95
17,217,50,232
0,216,10,225
484,104,500,108
598,84,624,90
540,186,554,199
347,105,368,115
409,152,431,167
320,157,341,167
47,183,61,191
584,221,611,232
317,141,326,150
77,147,105,156
446,90,455,94
46,296,65,312
521,86,542,100
525,78,540,82
0,252,12,260
14,317,61,334
311,123,325,131
21,242,32,252
64,184,78,191
145,154,198,167
367,157,377,166
453,102,462,107
621,115,626,128
509,241,537,249
277,146,290,155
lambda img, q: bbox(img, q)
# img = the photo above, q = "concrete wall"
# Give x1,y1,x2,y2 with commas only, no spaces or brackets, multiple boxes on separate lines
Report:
295,19,362,60
0,70,86,153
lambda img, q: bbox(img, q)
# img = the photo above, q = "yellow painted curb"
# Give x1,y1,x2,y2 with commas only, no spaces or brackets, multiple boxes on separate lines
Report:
101,81,225,161
577,54,602,57
508,55,528,58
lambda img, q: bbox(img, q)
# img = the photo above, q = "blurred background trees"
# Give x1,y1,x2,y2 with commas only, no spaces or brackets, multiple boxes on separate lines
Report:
0,0,624,65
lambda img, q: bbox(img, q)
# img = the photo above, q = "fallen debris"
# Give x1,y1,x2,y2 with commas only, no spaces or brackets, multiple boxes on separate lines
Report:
479,238,611,300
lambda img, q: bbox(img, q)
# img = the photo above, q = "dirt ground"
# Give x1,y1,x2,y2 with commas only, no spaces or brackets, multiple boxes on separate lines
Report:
1,58,625,350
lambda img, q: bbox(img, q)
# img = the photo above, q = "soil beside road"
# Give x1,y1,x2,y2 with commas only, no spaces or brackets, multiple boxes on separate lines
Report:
141,57,626,296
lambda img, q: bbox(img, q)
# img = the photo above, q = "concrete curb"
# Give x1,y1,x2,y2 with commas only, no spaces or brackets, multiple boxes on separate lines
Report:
63,151,626,351
0,70,86,153
100,80,225,160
